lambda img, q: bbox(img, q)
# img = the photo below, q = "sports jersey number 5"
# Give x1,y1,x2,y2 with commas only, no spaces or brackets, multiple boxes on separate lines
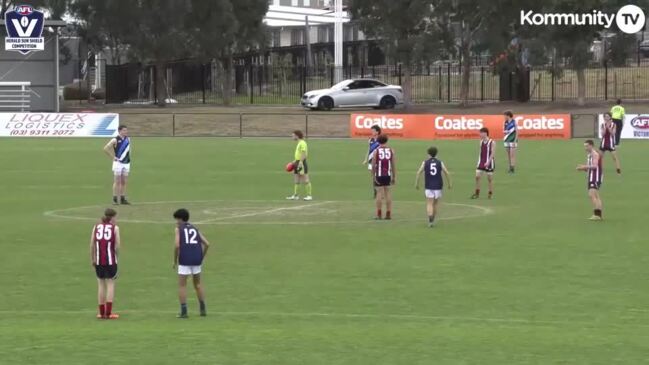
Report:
183,228,199,244
378,149,392,159
95,224,112,240
429,163,439,176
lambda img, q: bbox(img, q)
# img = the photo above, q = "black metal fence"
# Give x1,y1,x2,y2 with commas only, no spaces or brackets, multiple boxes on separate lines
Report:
105,61,649,105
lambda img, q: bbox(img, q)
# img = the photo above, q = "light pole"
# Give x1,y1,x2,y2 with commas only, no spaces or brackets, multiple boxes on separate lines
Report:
334,0,343,82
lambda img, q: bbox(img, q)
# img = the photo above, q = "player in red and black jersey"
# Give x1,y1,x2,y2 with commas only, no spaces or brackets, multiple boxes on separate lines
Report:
577,140,604,221
599,112,621,174
471,127,495,199
90,208,121,319
371,134,395,219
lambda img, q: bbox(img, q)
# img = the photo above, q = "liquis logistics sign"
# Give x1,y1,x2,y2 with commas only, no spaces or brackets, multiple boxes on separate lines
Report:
4,4,45,54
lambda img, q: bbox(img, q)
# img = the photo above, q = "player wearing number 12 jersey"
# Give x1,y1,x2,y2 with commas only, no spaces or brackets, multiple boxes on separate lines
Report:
372,134,395,220
173,209,210,318
90,208,121,319
415,147,452,227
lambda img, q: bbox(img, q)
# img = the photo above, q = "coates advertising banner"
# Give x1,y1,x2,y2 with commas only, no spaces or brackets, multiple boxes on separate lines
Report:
350,114,571,140
0,113,119,137
598,114,649,139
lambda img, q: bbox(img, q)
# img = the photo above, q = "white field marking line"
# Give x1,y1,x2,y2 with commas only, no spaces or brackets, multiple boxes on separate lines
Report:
194,201,334,224
0,309,646,329
43,200,493,225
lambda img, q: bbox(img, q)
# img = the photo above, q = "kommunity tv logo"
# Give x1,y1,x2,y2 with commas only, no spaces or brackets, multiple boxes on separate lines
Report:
520,5,646,34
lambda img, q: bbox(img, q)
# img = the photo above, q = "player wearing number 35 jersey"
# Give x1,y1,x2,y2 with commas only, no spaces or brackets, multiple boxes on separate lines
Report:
90,208,121,319
415,147,452,227
173,209,210,318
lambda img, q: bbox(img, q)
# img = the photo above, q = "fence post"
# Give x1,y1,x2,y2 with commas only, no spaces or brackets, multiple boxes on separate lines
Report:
305,113,309,138
239,113,243,138
153,65,158,104
604,61,608,100
201,63,206,104
480,66,485,102
447,63,451,103
551,68,555,102
438,66,442,100
249,66,254,104
330,65,334,86
398,64,402,85
361,66,364,78
172,113,176,137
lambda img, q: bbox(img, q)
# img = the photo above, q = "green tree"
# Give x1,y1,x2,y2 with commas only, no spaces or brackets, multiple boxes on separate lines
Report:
189,0,268,105
349,0,451,106
125,0,191,106
70,0,134,63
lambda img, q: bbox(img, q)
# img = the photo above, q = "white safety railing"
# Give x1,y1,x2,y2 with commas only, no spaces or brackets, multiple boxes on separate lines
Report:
0,81,31,111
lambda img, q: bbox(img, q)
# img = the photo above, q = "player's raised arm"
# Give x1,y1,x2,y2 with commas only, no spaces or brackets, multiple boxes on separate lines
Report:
415,161,425,189
103,138,117,160
90,226,96,266
199,232,210,257
442,162,452,189
173,227,180,268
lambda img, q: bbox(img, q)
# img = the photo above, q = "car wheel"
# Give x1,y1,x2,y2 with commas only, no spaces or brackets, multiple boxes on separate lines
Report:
379,96,396,109
318,97,334,111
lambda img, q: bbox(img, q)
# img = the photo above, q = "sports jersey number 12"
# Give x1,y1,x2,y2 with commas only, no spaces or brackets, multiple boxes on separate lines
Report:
184,228,199,244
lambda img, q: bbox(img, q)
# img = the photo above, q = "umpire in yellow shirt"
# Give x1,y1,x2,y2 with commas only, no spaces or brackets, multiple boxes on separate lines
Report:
286,130,313,201
610,99,625,145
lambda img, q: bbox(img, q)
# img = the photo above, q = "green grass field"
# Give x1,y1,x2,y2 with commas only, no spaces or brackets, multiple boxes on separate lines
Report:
1,137,648,364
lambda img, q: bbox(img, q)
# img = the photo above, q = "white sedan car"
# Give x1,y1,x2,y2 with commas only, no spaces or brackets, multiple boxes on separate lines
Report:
301,79,403,110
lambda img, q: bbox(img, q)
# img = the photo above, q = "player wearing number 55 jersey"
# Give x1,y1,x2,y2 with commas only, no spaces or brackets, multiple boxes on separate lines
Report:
173,209,210,318
415,147,452,228
472,127,495,199
103,125,131,205
90,208,120,319
372,134,395,220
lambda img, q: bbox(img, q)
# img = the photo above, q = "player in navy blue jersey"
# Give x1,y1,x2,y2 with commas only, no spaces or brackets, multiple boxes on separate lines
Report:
503,110,518,173
415,146,452,227
103,125,131,205
173,209,210,318
362,125,382,197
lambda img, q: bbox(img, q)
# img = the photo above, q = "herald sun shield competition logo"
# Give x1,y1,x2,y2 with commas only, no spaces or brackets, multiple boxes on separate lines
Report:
4,5,45,54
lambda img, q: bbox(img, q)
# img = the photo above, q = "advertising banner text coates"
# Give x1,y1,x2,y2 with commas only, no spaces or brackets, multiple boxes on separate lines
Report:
350,114,571,139
0,113,119,137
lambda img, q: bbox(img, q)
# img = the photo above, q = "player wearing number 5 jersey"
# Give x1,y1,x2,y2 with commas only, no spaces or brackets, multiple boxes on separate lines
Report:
90,208,120,319
372,134,395,220
415,147,452,227
173,209,210,318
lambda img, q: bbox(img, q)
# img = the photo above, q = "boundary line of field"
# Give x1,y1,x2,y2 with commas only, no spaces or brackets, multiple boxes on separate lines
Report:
0,309,645,329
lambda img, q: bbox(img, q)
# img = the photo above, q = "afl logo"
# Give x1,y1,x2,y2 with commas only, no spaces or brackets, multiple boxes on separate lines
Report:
630,116,649,130
4,4,45,55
